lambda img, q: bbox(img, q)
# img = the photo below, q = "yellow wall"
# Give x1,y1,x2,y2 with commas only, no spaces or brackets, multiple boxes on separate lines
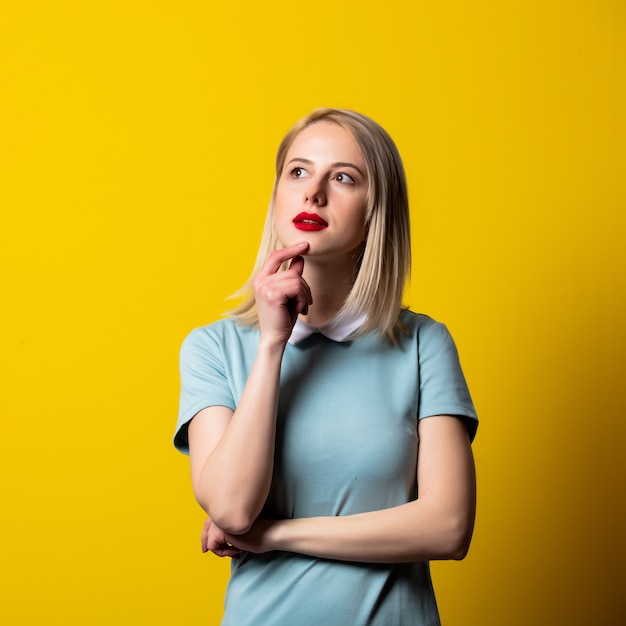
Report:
1,1,624,624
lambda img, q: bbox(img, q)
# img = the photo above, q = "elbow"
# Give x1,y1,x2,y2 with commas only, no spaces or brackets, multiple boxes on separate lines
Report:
436,515,474,561
194,494,256,535
210,512,255,536
447,538,471,561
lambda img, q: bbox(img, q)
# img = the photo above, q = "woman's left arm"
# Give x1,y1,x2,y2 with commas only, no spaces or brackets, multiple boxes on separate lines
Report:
204,415,476,563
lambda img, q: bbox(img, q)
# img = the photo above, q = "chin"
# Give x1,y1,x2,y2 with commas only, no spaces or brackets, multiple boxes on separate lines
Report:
277,231,313,252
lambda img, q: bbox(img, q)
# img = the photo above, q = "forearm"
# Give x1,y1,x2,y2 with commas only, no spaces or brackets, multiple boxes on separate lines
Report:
210,415,477,562
188,243,312,534
193,339,286,533
265,418,476,563
270,496,475,563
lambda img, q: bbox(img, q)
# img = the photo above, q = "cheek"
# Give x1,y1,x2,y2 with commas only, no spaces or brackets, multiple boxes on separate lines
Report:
273,190,295,243
274,185,294,216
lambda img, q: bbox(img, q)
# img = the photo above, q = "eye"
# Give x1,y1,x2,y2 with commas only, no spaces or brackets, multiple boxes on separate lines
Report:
335,172,355,185
290,166,308,178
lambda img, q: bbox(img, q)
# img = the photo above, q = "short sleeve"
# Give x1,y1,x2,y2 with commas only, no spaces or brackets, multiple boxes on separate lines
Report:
417,320,478,442
174,327,236,454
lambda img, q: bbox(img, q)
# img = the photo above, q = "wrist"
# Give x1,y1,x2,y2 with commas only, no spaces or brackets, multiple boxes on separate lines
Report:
257,335,289,357
270,517,313,554
267,518,291,552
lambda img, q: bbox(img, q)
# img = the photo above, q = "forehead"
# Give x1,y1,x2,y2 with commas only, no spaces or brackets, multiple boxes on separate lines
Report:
286,121,365,164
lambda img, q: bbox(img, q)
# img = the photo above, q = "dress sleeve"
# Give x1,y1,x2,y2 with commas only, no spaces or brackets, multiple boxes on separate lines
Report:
417,320,478,442
173,326,236,455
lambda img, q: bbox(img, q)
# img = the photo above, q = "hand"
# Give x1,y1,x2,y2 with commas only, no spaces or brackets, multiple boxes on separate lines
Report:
253,242,312,345
201,517,244,559
201,517,278,557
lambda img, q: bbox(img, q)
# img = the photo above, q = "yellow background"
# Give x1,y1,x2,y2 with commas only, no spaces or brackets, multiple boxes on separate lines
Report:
1,1,624,624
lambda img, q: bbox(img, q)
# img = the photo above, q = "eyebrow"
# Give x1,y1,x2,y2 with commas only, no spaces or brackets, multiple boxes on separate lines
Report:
286,158,366,178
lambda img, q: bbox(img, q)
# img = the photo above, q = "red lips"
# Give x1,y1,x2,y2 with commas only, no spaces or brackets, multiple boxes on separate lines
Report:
293,212,329,231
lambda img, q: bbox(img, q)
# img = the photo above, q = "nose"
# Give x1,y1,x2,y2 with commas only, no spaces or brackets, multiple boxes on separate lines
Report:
304,178,327,206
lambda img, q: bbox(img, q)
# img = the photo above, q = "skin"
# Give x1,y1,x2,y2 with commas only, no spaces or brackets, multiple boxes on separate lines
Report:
188,122,476,565
274,121,369,326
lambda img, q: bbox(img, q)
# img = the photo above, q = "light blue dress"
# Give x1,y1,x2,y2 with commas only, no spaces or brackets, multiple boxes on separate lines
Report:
175,311,478,625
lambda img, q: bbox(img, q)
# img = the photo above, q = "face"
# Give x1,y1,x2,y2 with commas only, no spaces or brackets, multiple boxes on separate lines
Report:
274,121,368,263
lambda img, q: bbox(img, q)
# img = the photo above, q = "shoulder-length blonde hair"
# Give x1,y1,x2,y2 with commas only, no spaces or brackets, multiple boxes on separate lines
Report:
230,108,411,343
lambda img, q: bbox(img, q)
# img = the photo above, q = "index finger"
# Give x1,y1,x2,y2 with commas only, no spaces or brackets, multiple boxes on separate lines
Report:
260,242,309,276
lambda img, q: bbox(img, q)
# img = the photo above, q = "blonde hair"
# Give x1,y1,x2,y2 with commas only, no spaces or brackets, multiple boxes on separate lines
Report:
230,108,411,343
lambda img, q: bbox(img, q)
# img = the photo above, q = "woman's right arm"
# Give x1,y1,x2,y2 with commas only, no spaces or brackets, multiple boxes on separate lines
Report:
187,242,311,536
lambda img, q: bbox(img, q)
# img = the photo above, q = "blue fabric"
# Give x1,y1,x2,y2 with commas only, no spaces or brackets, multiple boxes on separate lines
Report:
175,311,477,625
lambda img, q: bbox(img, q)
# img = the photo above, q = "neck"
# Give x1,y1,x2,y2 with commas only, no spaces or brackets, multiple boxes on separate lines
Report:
299,254,359,327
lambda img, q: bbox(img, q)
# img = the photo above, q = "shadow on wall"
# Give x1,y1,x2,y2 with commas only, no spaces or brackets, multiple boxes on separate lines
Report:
480,297,626,624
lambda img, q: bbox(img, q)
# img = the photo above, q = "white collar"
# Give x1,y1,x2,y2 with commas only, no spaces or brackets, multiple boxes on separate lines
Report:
287,313,366,345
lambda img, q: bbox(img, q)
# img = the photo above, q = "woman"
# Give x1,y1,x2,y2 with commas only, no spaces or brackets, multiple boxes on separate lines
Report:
174,108,478,625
